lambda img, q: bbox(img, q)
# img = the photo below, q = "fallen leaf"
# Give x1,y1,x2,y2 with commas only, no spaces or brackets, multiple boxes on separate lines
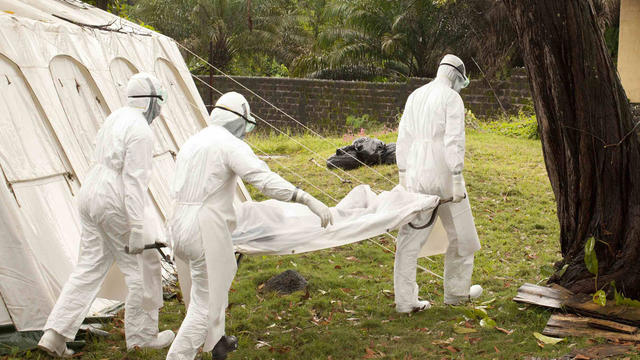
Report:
255,340,271,349
363,347,384,359
480,298,497,305
454,325,477,334
432,338,454,346
494,346,500,353
346,256,359,261
445,345,459,353
495,326,514,335
533,332,565,345
573,355,590,360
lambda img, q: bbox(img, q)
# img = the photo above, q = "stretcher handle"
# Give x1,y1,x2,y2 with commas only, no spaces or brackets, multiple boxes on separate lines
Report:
124,241,168,254
408,194,464,230
125,242,173,265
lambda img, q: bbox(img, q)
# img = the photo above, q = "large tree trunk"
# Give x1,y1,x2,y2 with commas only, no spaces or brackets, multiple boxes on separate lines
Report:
502,0,640,297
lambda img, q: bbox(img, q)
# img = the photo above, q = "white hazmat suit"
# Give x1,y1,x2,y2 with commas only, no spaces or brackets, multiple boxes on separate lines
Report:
394,55,482,312
37,73,174,357
166,92,332,360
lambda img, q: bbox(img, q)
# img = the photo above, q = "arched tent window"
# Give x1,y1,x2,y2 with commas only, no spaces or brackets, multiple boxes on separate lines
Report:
49,55,110,167
109,57,177,219
0,55,68,182
0,53,83,329
109,57,138,105
155,58,206,147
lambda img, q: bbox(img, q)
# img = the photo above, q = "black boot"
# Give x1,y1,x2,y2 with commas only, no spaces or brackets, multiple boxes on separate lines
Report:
211,335,238,360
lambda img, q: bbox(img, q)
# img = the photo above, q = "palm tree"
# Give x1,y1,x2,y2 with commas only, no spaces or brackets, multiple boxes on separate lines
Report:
292,0,470,80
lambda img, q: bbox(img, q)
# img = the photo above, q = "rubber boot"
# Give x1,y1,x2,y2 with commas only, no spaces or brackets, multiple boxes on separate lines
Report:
211,335,238,360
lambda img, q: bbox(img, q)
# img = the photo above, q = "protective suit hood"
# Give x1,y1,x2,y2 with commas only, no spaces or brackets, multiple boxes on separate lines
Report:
210,92,257,139
127,72,167,124
437,54,469,93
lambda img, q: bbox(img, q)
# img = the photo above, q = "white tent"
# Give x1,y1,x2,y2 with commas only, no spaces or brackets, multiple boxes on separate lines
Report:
0,0,233,332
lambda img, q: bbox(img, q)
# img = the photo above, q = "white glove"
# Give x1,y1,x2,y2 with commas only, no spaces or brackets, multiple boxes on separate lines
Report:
294,190,334,228
128,226,145,254
399,171,406,188
452,173,465,203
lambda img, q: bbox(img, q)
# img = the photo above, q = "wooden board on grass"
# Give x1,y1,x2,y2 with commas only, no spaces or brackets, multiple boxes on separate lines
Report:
513,283,573,309
564,294,640,327
543,314,640,342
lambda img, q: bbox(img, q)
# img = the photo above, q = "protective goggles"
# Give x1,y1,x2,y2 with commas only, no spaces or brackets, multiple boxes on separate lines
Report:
129,88,168,105
214,105,257,128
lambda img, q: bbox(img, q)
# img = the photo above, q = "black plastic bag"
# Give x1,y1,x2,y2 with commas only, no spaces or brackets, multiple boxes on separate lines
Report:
326,137,396,170
381,143,396,164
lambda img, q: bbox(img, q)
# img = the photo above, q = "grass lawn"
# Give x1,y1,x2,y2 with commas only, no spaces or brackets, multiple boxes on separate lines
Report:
9,129,639,359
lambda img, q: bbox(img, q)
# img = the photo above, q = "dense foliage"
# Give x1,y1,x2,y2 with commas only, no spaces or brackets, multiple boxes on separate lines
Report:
86,0,620,80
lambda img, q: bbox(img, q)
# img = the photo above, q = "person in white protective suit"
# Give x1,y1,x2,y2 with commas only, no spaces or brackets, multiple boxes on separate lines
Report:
166,91,333,360
37,73,175,357
394,54,483,313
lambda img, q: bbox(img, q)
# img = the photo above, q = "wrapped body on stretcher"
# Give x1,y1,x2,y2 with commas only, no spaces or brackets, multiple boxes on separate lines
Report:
173,184,448,308
230,184,440,256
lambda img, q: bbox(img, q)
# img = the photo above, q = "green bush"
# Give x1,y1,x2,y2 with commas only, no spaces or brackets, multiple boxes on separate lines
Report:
482,111,539,139
345,114,380,131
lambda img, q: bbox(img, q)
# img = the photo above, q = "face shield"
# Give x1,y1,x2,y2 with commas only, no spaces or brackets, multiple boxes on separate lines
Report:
213,103,257,138
440,62,469,92
127,74,167,124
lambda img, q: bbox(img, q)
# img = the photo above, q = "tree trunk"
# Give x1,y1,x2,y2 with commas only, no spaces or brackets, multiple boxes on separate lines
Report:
502,0,640,297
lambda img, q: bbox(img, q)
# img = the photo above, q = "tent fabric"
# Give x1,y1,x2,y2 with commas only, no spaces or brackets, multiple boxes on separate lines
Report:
0,0,215,331
0,301,10,328
232,185,439,255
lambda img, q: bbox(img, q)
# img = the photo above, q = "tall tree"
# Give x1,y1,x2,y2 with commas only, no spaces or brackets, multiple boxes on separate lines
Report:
502,0,640,296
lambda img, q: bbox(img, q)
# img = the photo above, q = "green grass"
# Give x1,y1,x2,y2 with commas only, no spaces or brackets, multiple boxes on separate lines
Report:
8,130,640,359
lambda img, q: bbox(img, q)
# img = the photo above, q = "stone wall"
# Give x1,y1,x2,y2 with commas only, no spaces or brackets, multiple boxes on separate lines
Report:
196,68,532,133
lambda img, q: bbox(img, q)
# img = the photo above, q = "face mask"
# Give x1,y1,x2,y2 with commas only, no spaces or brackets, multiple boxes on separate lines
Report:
462,75,470,89
246,121,256,134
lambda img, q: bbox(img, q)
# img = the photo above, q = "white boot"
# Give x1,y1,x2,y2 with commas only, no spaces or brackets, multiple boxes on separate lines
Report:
141,330,175,349
396,300,431,313
444,284,483,305
37,329,74,358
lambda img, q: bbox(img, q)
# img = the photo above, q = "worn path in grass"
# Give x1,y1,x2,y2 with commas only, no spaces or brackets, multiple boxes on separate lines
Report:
11,131,639,359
